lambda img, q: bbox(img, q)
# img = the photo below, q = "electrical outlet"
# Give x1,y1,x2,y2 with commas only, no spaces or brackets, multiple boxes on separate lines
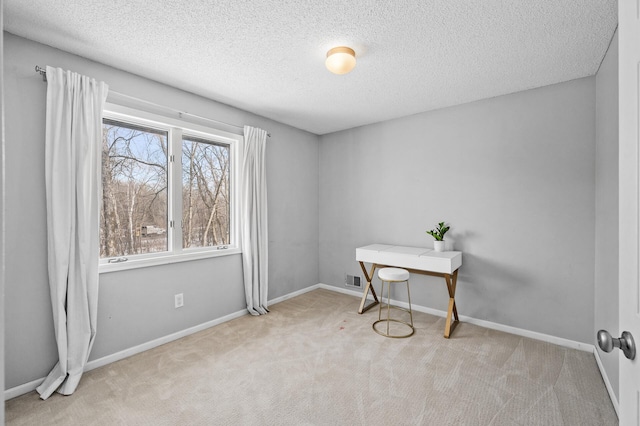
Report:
175,293,184,308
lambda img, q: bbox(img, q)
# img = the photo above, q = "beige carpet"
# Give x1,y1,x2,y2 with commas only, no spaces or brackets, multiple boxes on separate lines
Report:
5,289,617,425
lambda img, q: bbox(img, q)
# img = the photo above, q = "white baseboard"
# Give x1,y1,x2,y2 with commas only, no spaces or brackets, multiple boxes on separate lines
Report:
4,285,326,401
268,284,322,305
84,309,250,373
3,282,615,407
593,347,620,418
4,378,45,401
5,307,250,400
319,283,620,415
86,284,319,375
317,283,593,352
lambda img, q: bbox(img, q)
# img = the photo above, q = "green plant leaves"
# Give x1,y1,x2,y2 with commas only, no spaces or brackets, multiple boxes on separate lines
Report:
426,221,450,241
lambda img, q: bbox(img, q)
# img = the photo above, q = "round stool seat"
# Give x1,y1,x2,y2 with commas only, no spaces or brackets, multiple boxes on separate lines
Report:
378,267,410,282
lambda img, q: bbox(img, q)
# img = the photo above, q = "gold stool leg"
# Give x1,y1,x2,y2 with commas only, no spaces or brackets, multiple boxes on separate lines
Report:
377,280,385,322
406,279,413,327
386,281,391,336
372,279,415,338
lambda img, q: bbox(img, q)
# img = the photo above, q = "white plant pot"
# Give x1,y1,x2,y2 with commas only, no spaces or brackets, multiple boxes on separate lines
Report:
433,240,446,252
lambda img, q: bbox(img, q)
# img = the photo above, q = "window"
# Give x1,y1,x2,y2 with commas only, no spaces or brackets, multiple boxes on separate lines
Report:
101,120,168,258
182,136,230,249
100,104,241,271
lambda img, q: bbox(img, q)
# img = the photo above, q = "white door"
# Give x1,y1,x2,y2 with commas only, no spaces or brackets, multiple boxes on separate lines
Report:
619,2,640,424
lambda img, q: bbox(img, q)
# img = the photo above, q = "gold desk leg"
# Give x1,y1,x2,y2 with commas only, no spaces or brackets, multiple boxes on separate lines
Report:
358,262,379,314
444,269,459,338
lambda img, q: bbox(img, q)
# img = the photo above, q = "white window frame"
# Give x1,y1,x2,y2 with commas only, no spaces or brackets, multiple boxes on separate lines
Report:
99,103,242,273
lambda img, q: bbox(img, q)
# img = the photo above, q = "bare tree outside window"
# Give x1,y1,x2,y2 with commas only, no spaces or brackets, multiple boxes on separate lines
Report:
101,119,168,258
182,136,230,248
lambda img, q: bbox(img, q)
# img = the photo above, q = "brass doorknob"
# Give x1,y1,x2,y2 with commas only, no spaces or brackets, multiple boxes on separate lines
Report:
597,329,636,360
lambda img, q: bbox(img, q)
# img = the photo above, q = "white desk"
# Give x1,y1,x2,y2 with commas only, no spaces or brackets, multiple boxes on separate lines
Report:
356,244,463,338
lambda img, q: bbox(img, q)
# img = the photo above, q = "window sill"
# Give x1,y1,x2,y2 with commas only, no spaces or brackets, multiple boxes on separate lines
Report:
99,247,242,274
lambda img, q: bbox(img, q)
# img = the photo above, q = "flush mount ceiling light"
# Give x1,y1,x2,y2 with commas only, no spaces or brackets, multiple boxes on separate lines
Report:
325,46,356,75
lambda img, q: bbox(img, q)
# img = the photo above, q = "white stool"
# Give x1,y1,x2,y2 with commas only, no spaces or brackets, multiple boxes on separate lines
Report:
373,267,414,338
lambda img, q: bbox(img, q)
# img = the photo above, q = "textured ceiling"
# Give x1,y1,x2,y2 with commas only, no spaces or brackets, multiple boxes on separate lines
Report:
4,0,617,135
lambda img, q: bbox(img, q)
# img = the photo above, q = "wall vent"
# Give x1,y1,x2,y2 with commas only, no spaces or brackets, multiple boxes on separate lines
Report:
345,274,362,288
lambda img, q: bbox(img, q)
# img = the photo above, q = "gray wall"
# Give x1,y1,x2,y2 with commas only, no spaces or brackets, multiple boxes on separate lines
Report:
3,32,319,389
319,77,596,344
595,30,619,399
1,1,6,423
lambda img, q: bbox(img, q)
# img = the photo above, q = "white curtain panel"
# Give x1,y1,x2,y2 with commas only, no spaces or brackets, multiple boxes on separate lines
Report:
37,67,108,400
240,126,269,315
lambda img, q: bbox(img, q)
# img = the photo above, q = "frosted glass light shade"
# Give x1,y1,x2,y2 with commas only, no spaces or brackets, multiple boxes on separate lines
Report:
325,47,356,75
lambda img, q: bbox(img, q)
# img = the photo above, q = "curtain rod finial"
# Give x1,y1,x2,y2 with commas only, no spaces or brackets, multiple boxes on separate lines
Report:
35,65,47,82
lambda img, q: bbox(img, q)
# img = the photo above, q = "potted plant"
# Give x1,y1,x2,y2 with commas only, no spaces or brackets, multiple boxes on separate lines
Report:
426,221,450,252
